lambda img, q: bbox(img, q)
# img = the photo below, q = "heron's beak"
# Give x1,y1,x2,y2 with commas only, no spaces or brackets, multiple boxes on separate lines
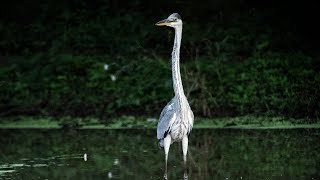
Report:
155,19,170,26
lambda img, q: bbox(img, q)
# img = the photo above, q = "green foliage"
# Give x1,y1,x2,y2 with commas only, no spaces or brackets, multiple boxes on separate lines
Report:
182,52,320,120
0,52,319,120
0,1,319,121
0,53,172,118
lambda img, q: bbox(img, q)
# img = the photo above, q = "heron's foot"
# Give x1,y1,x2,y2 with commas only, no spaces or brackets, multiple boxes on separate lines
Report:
163,173,168,180
183,172,188,180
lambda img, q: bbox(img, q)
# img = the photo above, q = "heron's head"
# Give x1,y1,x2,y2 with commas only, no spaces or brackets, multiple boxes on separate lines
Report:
155,13,182,28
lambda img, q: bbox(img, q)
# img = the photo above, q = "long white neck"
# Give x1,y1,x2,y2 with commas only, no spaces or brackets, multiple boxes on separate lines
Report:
172,26,185,100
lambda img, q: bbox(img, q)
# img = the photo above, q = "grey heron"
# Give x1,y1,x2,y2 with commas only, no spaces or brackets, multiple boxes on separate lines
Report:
155,13,194,179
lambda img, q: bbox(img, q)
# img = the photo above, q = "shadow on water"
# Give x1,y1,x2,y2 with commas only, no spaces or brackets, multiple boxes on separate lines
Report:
0,129,319,179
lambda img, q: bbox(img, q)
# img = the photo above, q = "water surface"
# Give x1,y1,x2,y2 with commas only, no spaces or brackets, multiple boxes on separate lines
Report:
0,129,319,179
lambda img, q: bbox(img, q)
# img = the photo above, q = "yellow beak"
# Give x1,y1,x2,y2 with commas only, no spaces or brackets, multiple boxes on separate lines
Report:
155,19,170,26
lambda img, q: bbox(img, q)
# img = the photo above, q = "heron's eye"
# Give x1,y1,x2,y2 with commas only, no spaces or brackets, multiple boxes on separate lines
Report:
171,18,177,22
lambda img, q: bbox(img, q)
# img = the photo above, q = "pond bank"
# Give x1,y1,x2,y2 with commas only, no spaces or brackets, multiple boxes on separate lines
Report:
0,116,319,129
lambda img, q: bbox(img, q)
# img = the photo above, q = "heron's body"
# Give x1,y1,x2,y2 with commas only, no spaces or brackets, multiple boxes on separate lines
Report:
155,13,194,179
157,96,193,146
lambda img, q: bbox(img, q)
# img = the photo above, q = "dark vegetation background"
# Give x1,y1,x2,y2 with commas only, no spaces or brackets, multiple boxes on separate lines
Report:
0,0,319,122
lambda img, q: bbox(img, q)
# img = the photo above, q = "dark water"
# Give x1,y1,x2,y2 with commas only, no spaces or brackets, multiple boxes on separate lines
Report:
0,129,319,179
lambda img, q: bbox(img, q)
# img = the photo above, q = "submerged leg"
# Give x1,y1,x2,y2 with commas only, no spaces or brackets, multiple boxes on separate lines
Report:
163,135,171,180
182,136,188,179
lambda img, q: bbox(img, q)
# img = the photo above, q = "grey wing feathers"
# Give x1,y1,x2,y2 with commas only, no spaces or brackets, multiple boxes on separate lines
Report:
187,109,194,135
157,99,175,140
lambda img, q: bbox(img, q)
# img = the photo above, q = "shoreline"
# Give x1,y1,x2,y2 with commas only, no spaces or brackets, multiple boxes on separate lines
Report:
0,116,319,129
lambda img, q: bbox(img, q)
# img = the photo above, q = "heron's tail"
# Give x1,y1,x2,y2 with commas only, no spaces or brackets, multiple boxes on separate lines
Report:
158,139,164,149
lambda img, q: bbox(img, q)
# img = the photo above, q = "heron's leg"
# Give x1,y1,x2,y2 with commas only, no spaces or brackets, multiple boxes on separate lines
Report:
163,135,171,180
182,136,188,179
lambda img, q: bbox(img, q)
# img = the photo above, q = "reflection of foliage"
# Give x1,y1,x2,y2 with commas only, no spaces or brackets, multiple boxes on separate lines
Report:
0,130,319,179
189,130,320,179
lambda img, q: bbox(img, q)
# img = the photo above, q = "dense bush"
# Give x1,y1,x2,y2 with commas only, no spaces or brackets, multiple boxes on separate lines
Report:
0,52,319,120
0,0,319,120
